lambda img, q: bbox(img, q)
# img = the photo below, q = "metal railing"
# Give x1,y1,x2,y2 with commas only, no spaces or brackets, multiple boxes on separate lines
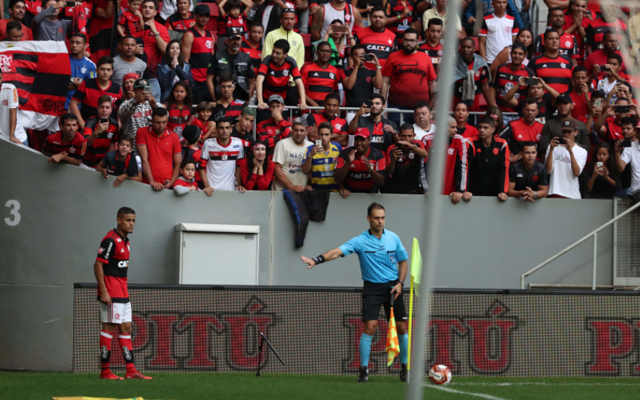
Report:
520,201,640,290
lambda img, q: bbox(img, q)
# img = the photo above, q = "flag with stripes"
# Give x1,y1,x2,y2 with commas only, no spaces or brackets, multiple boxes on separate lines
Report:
0,41,71,131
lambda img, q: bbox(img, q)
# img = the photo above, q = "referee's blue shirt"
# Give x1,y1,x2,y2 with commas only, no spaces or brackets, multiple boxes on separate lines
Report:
339,229,408,284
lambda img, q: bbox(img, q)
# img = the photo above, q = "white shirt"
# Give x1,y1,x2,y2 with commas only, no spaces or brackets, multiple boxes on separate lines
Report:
0,83,27,143
413,123,436,141
201,137,245,191
621,141,640,193
596,78,618,105
479,14,518,65
273,137,313,190
545,143,588,199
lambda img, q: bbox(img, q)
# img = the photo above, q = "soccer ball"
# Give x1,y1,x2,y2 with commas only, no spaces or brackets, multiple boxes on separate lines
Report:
428,364,452,385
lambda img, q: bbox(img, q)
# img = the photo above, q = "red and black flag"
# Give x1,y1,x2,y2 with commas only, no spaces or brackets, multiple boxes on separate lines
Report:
0,41,71,131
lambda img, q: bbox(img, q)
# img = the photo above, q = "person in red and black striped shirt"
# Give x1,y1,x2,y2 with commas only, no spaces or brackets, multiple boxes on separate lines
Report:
82,96,121,169
182,5,216,103
209,73,247,125
70,56,123,130
533,7,578,65
117,0,144,38
307,93,348,146
529,30,573,95
492,42,534,112
334,128,386,195
301,41,342,107
256,39,307,111
165,0,195,33
585,14,627,54
240,24,264,76
43,113,87,166
256,94,293,158
419,18,443,75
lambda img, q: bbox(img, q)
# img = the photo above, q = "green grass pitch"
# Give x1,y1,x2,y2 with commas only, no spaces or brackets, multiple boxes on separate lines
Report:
3,372,640,400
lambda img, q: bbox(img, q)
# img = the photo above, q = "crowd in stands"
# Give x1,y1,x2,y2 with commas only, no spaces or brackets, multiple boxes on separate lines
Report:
1,0,640,201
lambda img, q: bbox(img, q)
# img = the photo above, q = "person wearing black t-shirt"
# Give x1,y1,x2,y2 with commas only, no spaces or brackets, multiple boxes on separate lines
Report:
508,142,548,201
467,117,510,201
384,123,428,194
96,135,143,187
342,45,383,112
231,107,256,155
347,94,397,153
502,76,559,125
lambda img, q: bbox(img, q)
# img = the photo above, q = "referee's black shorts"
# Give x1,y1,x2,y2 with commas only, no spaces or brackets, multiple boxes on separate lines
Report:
362,281,407,322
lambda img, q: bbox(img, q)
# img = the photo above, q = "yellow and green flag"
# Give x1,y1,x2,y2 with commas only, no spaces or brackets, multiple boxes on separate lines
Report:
411,237,422,294
386,308,400,366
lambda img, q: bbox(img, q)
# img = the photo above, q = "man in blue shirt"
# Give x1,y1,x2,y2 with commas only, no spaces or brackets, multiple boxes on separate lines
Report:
301,202,409,383
66,32,96,110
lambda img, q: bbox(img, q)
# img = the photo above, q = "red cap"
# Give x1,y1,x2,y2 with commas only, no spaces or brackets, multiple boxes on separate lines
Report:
123,72,140,82
354,127,370,139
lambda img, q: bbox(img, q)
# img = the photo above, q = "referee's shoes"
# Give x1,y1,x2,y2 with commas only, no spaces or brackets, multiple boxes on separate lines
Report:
357,366,369,383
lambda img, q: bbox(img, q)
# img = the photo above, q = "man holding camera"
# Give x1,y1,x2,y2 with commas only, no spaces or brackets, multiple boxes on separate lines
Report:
539,93,589,156
347,94,396,154
384,123,428,194
82,95,121,169
593,97,633,141
544,119,587,199
342,45,382,122
118,78,164,149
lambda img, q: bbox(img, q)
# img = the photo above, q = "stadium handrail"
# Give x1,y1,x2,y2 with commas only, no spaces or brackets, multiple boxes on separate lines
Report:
521,200,640,290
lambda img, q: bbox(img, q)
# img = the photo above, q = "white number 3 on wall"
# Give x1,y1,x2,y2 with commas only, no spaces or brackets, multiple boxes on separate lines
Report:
4,200,21,226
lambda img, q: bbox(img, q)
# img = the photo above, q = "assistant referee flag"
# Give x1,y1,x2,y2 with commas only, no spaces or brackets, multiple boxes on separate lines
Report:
411,238,422,294
386,308,400,366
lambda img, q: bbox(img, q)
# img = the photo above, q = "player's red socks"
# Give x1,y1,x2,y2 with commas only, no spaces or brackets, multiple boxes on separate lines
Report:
100,330,113,370
118,333,136,373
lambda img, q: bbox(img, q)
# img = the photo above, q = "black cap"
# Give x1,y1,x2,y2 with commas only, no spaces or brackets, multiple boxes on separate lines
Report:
556,93,572,104
133,78,149,88
226,26,243,38
182,125,202,144
194,4,210,15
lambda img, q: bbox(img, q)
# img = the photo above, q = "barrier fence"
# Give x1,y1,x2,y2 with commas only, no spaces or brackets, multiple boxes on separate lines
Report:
73,284,640,377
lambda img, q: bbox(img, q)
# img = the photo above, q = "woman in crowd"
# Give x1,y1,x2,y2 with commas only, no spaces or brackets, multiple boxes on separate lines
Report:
164,81,194,141
453,102,478,138
490,29,534,75
158,39,194,102
484,106,504,132
315,19,350,69
236,140,274,191
586,142,619,199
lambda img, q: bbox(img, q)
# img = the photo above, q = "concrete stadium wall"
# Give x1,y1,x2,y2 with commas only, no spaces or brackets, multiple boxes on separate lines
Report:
0,138,615,371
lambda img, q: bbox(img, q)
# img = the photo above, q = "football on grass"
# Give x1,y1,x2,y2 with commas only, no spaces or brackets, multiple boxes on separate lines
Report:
428,364,452,385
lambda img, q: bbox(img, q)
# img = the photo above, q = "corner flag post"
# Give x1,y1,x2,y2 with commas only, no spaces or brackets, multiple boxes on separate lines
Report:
407,238,422,381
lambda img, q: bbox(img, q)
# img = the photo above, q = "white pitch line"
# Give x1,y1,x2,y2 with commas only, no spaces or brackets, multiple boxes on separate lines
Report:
450,382,640,387
424,384,512,400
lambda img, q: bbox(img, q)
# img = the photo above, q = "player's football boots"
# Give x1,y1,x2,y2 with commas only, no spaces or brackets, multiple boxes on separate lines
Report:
125,371,153,380
99,370,123,380
357,366,369,383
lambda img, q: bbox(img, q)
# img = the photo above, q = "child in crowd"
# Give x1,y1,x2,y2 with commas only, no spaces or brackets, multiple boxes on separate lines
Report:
180,125,204,188
173,158,201,195
117,0,144,38
218,0,251,36
95,135,143,187
165,81,193,141
188,101,217,143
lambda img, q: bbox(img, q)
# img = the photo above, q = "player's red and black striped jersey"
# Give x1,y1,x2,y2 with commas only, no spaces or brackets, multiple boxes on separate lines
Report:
256,118,293,156
210,99,246,125
467,136,510,196
72,79,122,121
452,62,490,112
385,0,416,43
240,40,263,75
96,229,130,303
165,12,195,32
301,62,342,104
353,27,397,68
605,119,624,140
534,32,579,59
585,17,627,51
185,27,215,82
419,41,443,72
167,104,192,139
118,10,144,38
497,117,543,155
82,115,119,167
43,131,87,159
307,112,348,134
336,146,386,192
492,62,534,111
258,56,302,100
528,53,573,94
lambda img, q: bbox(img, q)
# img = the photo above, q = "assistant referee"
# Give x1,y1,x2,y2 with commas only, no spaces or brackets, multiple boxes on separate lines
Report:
301,202,409,383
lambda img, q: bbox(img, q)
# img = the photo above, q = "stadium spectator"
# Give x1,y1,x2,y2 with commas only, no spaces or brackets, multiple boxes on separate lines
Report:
528,30,573,95
593,98,632,141
310,0,361,43
503,76,559,124
119,73,139,106
257,39,307,114
478,0,519,65
86,0,114,64
232,107,256,153
498,98,543,160
207,27,255,102
422,0,463,39
444,117,474,202
342,45,383,118
585,142,619,199
412,102,435,142
264,9,305,68
140,0,171,101
199,118,245,192
2,20,24,41
302,121,342,191
595,54,625,105
545,118,588,199
96,135,143,187
334,128,386,196
584,31,624,80
492,43,534,112
385,123,428,194
31,0,74,40
164,81,193,140
217,0,251,44
314,19,350,69
256,94,293,157
179,125,203,187
384,0,417,45
240,23,264,76
42,113,86,166
117,0,144,38
567,65,591,119
489,28,534,75
113,36,148,91
582,89,605,135
585,10,626,54
419,18,444,74
181,4,215,103
467,117,510,201
237,140,275,190
453,37,495,111
253,0,294,35
188,101,216,142
347,94,397,153
534,7,578,64
465,0,523,32
157,39,194,102
118,78,161,148
306,93,347,146
0,0,33,40
352,6,397,68
507,141,548,200
137,107,182,190
301,41,341,107
539,93,589,156
273,117,312,191
173,158,200,195
210,73,247,125
70,57,122,130
81,95,120,169
453,102,478,139
65,32,96,110
382,28,436,121
562,0,591,63
613,118,640,197
0,69,27,145
484,106,505,132
165,0,195,34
